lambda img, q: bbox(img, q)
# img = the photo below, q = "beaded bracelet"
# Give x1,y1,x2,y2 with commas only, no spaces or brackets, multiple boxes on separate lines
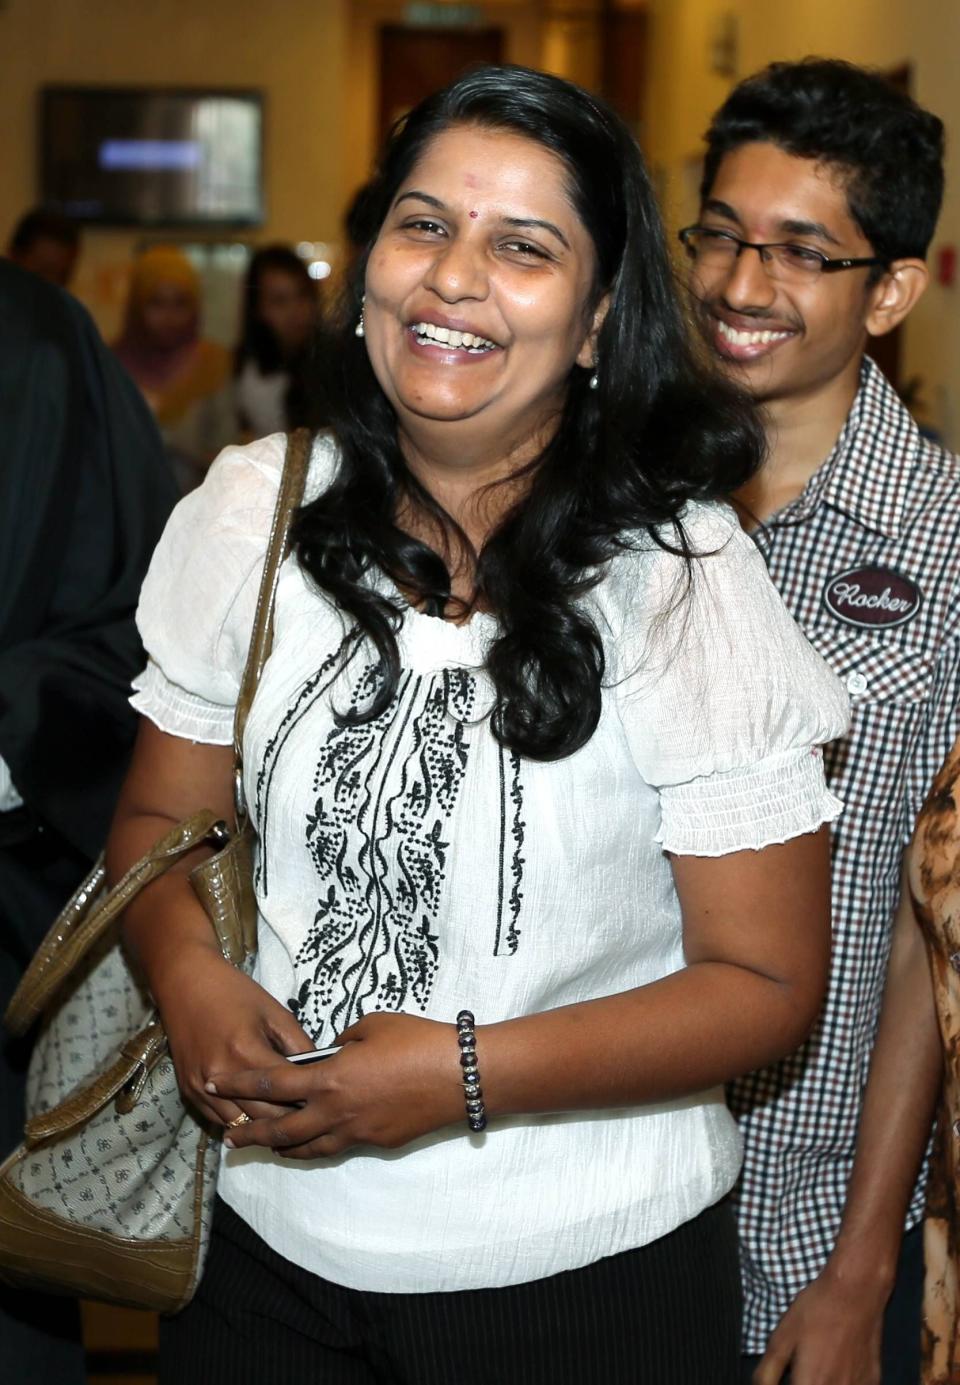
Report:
456,1009,487,1132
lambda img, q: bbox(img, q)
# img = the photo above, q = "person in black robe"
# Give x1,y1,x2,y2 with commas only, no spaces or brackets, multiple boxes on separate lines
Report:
0,260,178,1383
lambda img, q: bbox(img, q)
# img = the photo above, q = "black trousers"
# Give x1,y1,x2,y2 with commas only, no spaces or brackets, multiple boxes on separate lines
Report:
739,1220,924,1384
161,1197,742,1385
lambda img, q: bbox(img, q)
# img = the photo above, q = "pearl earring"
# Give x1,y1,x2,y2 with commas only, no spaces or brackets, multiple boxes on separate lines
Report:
589,370,599,390
355,301,365,338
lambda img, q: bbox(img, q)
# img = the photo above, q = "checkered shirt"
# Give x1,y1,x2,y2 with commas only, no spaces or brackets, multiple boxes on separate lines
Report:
728,356,960,1352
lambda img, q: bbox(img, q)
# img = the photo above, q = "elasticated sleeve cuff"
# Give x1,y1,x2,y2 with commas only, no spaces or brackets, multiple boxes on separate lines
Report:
130,659,234,746
656,746,843,857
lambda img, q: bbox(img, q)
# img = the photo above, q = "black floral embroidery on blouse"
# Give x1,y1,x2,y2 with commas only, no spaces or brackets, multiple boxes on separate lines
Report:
292,666,482,1038
254,631,357,896
494,747,526,956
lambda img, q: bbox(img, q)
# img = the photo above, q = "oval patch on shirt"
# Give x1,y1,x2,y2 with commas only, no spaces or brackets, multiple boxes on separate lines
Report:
823,565,922,630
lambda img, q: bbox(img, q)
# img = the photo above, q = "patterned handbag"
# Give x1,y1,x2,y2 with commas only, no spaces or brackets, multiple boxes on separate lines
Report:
0,429,310,1314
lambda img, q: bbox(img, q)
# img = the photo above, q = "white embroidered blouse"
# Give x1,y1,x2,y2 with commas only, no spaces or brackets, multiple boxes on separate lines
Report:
131,432,849,1293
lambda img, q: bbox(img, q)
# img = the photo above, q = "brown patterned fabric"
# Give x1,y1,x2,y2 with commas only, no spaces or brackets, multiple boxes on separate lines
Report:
908,742,960,1382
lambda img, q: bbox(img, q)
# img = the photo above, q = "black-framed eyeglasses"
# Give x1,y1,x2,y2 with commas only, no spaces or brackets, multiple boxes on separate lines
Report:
678,226,887,282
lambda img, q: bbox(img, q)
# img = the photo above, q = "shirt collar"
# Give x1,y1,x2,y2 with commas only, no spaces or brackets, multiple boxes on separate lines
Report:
774,356,921,540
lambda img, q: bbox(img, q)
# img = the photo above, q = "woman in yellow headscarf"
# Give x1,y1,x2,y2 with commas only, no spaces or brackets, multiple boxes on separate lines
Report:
114,246,233,489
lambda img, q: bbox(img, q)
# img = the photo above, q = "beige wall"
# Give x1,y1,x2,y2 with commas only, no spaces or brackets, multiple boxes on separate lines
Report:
645,0,960,443
0,0,348,340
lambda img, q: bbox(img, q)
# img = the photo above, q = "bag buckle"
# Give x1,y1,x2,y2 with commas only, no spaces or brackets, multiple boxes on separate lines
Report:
207,820,231,850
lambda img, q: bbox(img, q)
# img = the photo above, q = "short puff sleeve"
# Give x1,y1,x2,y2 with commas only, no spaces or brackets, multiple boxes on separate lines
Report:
611,503,849,856
131,432,335,743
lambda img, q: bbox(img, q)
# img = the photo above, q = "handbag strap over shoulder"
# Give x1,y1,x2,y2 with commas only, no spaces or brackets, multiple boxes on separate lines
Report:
3,431,313,1038
231,427,311,817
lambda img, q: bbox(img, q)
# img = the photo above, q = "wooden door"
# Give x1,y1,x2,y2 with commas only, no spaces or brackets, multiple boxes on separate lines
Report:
600,7,648,142
378,26,504,147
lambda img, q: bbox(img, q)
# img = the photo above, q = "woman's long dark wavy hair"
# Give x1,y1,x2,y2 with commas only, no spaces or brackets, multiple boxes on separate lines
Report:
294,65,764,761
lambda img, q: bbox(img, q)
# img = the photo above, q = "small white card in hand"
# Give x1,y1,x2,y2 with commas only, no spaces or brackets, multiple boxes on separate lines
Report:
285,1046,341,1065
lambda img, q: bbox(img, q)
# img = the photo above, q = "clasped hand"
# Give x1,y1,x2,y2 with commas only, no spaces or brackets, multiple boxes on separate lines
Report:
207,1011,466,1158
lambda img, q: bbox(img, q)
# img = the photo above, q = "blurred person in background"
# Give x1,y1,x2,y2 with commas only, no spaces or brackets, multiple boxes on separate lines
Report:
858,719,960,1385
233,244,321,438
0,259,177,1382
6,208,80,290
114,245,233,490
905,739,960,1384
680,58,956,1385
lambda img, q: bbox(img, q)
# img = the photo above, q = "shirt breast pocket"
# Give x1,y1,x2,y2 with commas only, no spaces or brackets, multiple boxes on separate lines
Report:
806,626,935,708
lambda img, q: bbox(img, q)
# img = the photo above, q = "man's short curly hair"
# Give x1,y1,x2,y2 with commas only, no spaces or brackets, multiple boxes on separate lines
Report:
701,58,945,263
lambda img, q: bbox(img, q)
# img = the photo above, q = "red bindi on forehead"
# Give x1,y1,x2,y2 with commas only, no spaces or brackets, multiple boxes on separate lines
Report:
469,210,478,219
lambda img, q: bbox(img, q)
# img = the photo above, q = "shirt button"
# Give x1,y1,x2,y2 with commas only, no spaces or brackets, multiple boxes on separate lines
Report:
847,671,869,696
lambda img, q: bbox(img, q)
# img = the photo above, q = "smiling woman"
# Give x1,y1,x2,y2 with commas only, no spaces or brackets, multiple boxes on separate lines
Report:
107,64,849,1385
295,67,779,759
364,127,598,461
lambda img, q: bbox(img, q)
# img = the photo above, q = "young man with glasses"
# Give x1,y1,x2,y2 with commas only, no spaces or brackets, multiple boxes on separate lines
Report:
682,59,956,1384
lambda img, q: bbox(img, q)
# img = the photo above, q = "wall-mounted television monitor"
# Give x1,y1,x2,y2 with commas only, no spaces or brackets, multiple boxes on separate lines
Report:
40,86,264,227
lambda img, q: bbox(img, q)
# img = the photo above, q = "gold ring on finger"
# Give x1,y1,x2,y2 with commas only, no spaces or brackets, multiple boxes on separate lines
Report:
227,1112,252,1128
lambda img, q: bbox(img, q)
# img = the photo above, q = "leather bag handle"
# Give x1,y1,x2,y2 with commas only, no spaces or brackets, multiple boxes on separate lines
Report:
232,427,311,816
4,812,225,1036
